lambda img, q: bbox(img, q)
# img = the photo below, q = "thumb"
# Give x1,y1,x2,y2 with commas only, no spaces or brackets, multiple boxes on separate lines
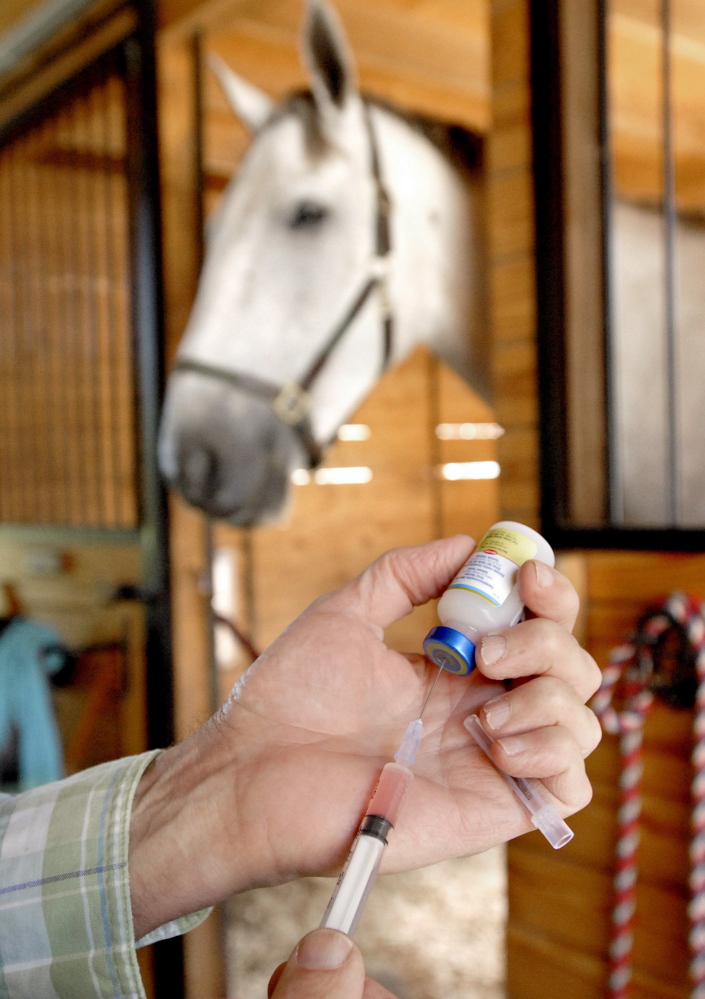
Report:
325,535,475,629
269,929,364,999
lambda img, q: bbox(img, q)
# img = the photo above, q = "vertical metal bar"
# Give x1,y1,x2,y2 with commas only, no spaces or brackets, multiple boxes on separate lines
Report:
192,31,220,717
56,105,82,526
27,123,55,522
43,115,70,525
530,0,569,536
0,154,7,523
598,0,621,526
101,75,123,527
66,96,90,525
87,82,109,525
0,151,21,522
427,353,443,541
37,117,66,524
77,90,105,524
113,74,139,528
123,6,184,990
661,0,679,525
27,126,50,522
9,137,38,522
204,517,219,713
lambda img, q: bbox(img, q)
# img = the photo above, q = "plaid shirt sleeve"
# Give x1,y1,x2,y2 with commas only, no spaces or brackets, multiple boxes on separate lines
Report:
0,751,211,998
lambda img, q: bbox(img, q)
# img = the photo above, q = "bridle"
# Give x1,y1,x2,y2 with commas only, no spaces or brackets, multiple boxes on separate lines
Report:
171,104,393,469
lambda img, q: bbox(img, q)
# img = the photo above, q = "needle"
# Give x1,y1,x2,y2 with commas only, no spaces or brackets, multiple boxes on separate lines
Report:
419,663,443,718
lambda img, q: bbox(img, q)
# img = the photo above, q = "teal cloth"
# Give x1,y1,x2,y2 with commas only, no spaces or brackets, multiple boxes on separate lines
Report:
0,618,65,789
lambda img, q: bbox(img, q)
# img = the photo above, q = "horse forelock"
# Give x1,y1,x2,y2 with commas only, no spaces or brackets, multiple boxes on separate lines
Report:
259,89,484,175
260,90,328,158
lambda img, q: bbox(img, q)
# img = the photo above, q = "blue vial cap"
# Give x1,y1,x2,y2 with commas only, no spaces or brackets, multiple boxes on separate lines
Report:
423,626,476,677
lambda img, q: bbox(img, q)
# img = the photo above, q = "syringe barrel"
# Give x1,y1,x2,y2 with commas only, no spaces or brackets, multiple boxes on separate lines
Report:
320,819,390,935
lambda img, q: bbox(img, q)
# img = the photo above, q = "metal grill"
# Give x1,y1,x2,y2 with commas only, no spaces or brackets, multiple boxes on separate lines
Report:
0,56,138,529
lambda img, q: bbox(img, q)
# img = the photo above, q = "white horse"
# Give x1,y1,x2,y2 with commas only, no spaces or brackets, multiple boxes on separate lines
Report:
158,0,485,525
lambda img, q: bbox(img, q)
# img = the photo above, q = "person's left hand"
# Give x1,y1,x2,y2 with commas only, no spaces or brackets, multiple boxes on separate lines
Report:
130,536,602,937
266,928,398,999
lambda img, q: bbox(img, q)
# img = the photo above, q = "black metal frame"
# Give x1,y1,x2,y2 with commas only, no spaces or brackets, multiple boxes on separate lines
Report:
0,4,184,992
530,0,705,552
123,5,184,994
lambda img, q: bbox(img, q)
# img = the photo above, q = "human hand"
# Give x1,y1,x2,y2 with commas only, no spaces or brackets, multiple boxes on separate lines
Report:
130,535,602,937
266,928,397,999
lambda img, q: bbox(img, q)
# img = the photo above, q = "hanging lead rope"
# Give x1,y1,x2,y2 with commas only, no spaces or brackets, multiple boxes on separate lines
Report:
591,593,705,999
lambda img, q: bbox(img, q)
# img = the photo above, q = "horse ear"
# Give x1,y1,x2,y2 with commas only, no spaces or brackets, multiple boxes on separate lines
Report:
208,54,274,133
302,0,359,136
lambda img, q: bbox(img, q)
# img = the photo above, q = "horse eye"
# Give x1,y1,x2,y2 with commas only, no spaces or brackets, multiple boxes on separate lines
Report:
288,200,329,230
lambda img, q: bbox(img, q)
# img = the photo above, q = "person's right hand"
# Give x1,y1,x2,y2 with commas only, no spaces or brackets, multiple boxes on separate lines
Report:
267,928,397,999
130,536,602,938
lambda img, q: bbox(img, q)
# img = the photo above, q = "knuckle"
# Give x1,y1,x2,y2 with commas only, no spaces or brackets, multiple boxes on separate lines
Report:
583,653,604,699
587,707,603,750
576,774,594,810
528,615,561,651
539,676,568,717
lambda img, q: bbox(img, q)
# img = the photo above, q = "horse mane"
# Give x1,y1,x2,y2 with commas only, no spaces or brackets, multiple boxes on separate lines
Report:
264,88,484,175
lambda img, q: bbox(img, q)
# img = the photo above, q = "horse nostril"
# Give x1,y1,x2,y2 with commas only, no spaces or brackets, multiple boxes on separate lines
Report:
180,443,219,503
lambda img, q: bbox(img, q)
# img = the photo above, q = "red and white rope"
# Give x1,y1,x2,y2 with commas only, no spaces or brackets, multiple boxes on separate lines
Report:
592,593,705,999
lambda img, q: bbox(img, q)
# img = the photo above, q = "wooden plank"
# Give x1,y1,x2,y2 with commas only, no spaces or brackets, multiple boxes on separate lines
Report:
509,848,690,989
491,0,529,90
495,427,538,513
555,552,589,643
586,551,705,602
487,169,534,260
492,78,530,131
487,121,531,174
489,256,535,343
507,925,688,999
493,341,538,426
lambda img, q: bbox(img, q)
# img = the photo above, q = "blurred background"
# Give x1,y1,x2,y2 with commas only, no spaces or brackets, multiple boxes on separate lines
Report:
0,1,703,997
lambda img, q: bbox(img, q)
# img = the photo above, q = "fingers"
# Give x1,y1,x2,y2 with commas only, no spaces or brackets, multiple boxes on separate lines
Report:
476,617,602,703
325,535,475,629
517,561,580,632
270,929,365,999
488,724,594,813
479,676,602,758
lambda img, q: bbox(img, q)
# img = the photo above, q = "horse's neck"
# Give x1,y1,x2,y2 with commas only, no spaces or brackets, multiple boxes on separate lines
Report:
372,105,488,397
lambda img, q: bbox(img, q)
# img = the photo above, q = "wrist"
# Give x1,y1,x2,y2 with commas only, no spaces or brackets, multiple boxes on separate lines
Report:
129,720,247,939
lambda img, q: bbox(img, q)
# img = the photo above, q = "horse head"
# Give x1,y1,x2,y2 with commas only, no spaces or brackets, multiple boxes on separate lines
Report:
159,0,484,524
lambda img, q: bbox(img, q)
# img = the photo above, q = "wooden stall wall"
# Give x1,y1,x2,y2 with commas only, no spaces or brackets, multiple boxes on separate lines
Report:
488,2,702,998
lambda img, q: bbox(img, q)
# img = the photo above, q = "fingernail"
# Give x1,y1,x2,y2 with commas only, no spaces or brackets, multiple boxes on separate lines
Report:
483,695,511,730
534,560,553,588
296,929,353,970
497,735,527,756
481,633,507,666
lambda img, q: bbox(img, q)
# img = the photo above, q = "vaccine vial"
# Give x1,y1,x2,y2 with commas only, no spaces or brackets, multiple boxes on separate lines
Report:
423,521,555,676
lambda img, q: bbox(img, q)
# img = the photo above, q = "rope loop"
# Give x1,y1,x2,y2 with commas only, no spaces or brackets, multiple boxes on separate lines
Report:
591,592,705,999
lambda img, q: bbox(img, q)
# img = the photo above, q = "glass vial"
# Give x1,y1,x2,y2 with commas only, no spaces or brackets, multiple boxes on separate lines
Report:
423,521,555,675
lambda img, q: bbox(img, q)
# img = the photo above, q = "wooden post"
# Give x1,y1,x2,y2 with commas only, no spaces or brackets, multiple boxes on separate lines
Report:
156,34,226,998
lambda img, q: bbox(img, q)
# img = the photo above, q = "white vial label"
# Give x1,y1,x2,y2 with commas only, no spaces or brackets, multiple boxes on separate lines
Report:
448,527,538,607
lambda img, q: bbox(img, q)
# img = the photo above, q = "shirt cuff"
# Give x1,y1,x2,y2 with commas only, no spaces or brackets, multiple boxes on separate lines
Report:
0,751,212,998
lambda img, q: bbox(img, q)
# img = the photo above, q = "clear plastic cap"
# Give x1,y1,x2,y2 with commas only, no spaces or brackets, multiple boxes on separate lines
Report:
531,805,574,849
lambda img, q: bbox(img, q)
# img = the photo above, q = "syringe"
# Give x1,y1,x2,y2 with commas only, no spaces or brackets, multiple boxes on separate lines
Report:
320,717,423,935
